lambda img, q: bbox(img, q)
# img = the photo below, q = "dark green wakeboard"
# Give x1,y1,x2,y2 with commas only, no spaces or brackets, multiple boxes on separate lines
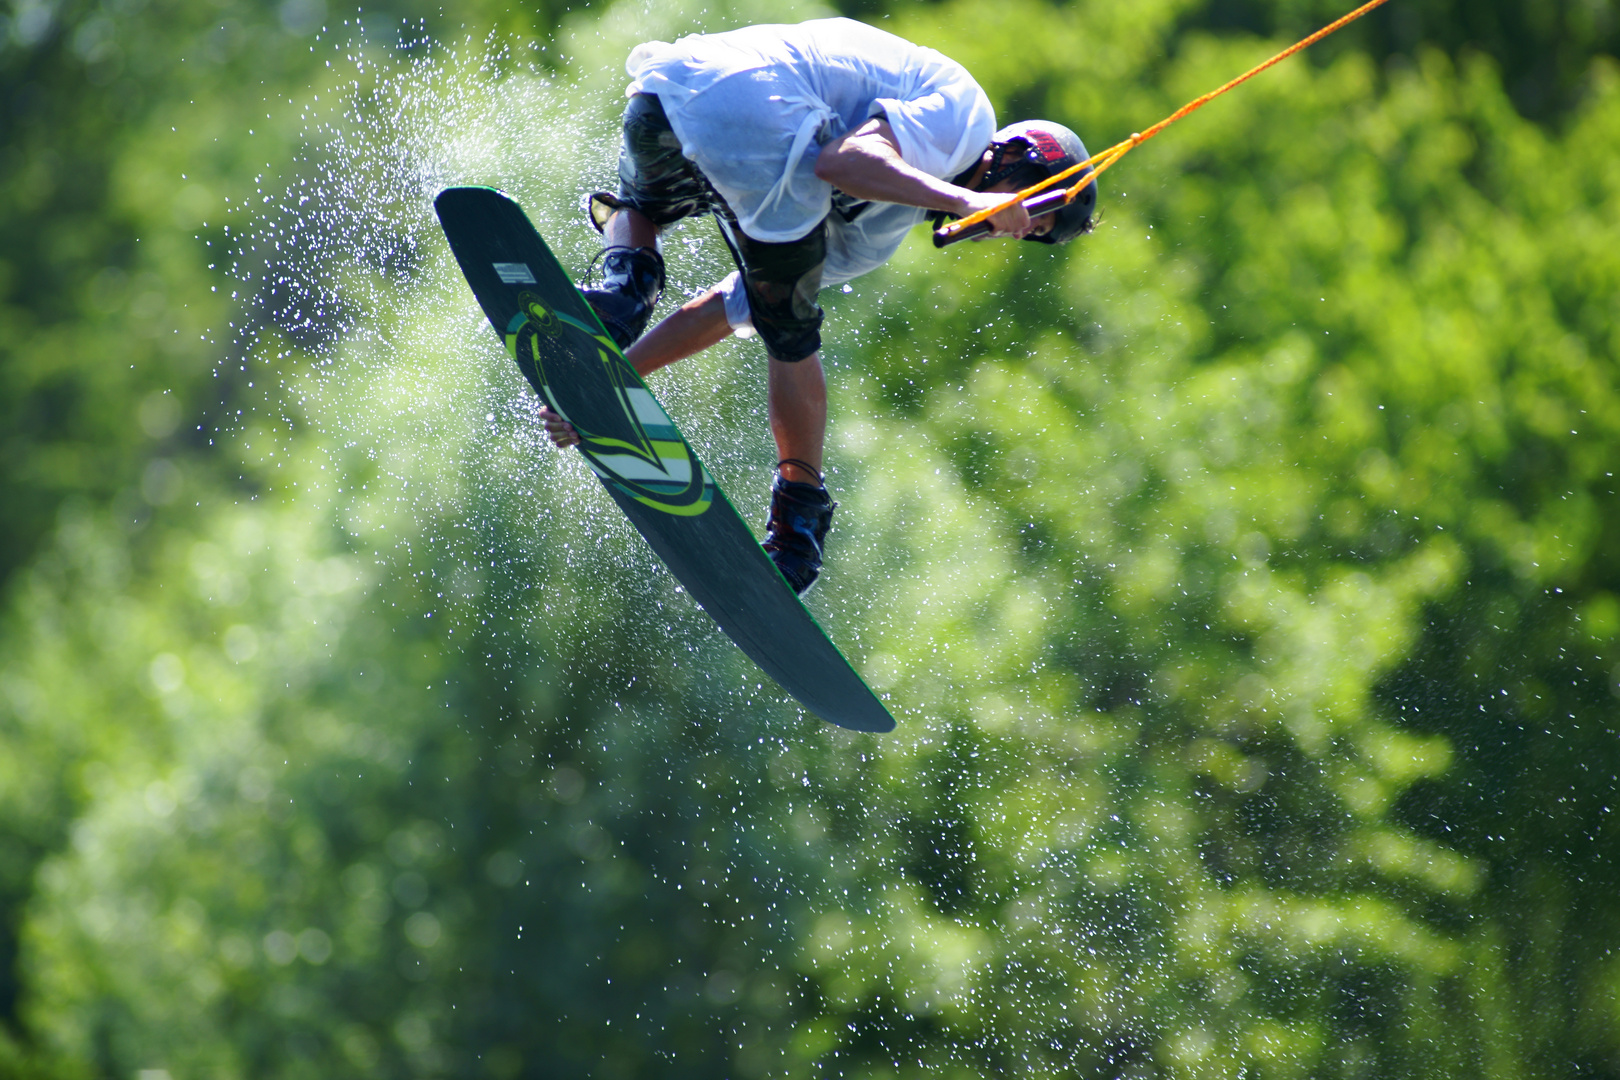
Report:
434,186,894,734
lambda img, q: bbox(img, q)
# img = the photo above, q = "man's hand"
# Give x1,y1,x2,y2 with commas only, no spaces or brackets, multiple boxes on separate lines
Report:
955,190,1034,240
538,405,580,448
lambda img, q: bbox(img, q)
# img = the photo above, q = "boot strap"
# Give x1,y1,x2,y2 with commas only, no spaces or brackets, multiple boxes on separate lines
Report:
776,458,824,486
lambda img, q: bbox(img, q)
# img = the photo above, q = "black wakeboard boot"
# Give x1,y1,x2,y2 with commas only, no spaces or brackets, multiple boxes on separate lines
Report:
762,468,836,595
580,245,665,351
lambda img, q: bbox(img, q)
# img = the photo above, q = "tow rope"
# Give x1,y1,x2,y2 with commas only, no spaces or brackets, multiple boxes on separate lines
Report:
934,0,1396,245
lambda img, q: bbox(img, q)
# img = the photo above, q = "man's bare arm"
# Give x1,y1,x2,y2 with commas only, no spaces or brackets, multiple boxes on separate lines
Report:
813,118,1032,238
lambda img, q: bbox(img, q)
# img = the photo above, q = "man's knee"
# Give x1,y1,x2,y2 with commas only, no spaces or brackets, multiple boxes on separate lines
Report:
610,93,712,229
733,221,828,364
748,281,823,363
761,329,823,365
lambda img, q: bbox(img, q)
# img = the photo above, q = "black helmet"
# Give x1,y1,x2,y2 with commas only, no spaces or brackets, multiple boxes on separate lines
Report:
981,120,1098,244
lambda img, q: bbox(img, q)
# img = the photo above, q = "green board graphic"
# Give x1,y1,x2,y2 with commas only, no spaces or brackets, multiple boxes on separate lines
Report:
434,186,895,734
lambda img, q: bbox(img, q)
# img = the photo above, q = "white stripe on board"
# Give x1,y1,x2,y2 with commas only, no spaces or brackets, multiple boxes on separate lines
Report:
583,452,699,485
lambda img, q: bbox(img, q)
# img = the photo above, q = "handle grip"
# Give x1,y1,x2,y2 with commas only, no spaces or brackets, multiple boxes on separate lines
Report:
933,189,1070,248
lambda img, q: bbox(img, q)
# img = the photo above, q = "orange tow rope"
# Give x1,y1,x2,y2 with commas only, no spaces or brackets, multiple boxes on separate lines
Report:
935,0,1396,243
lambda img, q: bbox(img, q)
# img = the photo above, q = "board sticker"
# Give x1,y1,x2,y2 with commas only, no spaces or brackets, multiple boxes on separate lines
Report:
493,262,536,284
504,293,715,518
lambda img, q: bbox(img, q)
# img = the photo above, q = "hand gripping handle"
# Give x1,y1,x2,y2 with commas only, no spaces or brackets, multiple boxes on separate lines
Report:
932,189,1071,248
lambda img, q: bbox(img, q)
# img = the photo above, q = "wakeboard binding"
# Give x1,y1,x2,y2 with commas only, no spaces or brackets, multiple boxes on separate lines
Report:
763,470,836,595
580,245,665,351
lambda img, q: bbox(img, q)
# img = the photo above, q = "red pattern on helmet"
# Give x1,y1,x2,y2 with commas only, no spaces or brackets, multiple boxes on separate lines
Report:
1027,130,1067,164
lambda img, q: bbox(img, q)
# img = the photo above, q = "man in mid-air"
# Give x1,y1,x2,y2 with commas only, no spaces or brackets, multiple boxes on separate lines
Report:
541,17,1097,593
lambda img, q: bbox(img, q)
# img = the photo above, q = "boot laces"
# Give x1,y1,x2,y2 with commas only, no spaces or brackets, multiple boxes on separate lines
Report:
580,245,642,290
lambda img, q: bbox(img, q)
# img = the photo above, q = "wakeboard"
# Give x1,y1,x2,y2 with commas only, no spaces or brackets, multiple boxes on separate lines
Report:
434,186,895,734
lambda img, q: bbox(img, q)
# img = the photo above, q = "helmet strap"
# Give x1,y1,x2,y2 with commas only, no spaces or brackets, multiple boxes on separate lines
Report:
973,138,1039,192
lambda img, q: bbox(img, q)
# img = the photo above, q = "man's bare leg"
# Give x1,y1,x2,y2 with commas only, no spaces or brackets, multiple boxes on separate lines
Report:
604,206,659,251
545,326,826,469
768,351,828,483
629,290,732,378
760,349,835,593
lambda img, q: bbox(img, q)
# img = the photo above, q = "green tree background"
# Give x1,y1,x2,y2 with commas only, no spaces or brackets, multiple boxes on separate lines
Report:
2,0,1618,1075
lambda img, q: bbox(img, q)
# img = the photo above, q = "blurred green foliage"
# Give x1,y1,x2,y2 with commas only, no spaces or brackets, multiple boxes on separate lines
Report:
3,0,1619,1076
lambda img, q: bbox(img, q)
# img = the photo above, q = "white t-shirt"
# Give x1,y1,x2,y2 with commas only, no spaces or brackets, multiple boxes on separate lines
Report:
625,19,995,332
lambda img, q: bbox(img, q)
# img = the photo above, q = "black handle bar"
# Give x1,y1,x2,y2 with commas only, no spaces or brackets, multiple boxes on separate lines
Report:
932,189,1070,248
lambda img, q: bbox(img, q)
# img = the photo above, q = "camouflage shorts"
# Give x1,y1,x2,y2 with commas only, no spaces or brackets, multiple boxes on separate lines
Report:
602,93,827,363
